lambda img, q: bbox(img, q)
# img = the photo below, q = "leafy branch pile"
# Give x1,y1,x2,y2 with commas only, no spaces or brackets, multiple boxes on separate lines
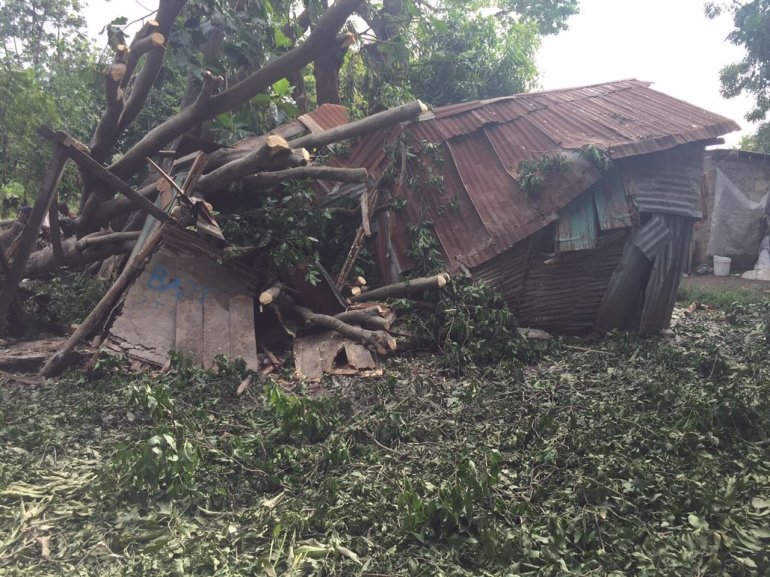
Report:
516,153,569,196
1,294,770,576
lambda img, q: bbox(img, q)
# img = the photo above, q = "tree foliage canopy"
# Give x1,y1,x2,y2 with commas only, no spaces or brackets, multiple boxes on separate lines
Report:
708,0,770,151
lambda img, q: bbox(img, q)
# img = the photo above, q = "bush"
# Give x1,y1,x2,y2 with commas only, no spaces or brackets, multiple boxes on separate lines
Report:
398,277,530,374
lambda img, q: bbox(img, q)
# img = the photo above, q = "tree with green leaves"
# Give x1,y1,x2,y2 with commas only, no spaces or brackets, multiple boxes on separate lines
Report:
0,0,580,331
0,0,103,212
707,0,770,152
0,0,86,69
341,0,578,113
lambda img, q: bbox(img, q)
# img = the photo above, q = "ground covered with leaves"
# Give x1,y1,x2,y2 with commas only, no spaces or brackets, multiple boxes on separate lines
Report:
1,291,770,576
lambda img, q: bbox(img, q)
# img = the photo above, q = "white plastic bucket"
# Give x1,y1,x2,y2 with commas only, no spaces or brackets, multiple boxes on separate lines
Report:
713,255,731,277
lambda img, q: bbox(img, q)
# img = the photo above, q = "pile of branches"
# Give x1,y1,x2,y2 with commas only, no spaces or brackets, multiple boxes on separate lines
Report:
0,0,439,374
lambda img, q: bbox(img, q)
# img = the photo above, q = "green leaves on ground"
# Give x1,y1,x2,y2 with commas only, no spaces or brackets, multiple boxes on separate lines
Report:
1,298,770,575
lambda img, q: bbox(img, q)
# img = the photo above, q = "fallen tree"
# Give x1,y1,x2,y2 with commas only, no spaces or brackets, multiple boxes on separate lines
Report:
0,0,431,334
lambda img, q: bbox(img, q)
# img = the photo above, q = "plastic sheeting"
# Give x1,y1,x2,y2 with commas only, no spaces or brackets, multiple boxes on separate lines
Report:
707,168,768,257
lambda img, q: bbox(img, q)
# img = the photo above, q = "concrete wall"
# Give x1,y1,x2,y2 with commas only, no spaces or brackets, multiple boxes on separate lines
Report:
692,150,770,270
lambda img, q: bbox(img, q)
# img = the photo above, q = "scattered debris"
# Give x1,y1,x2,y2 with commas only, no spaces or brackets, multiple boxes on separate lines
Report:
293,331,379,381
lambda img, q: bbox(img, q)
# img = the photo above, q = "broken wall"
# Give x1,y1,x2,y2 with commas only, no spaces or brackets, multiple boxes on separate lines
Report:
106,230,260,369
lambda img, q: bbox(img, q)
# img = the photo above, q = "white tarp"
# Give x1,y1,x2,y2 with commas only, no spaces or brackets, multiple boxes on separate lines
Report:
707,168,768,257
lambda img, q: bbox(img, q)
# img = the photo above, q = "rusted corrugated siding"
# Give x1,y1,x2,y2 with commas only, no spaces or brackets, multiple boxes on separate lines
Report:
516,230,629,334
335,79,736,275
471,240,530,309
639,215,693,330
623,145,704,219
298,103,349,132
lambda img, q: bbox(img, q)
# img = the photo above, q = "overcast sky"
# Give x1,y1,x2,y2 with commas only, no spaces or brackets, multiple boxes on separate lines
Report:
83,0,754,145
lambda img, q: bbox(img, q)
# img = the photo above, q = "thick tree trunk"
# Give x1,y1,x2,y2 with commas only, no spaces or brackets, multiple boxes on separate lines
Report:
0,146,68,335
23,235,135,279
106,0,363,182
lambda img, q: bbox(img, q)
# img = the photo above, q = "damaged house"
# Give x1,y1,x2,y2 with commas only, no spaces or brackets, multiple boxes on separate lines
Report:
330,79,740,333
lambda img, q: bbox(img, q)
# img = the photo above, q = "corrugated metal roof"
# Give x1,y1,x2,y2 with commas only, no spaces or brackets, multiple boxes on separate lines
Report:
335,79,738,273
298,103,349,133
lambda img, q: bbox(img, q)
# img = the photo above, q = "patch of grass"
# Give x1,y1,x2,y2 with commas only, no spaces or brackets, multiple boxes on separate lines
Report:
1,302,770,575
677,283,769,310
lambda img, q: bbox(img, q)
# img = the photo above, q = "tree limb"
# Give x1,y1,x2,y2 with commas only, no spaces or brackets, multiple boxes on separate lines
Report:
290,99,426,150
89,45,129,162
24,235,135,279
279,296,396,355
76,230,141,250
39,127,173,223
243,166,367,188
350,273,450,302
123,23,164,84
0,146,68,335
108,0,363,180
116,0,187,137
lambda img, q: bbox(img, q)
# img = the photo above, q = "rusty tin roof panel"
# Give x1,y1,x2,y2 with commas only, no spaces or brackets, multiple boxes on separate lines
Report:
298,103,349,133
516,230,628,333
338,79,738,272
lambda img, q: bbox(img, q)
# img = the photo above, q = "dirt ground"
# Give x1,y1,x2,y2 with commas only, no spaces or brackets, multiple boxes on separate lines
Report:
680,273,770,294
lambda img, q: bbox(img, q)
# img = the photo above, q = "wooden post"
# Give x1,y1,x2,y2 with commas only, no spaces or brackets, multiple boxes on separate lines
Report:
38,126,173,225
48,194,64,264
0,145,68,335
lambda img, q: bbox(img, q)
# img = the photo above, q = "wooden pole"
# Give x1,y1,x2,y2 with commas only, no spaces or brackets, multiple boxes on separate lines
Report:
0,145,68,335
48,194,64,264
38,126,173,224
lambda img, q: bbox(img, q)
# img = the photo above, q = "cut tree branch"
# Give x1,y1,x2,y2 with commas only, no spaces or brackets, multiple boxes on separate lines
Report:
350,273,450,302
24,235,135,279
76,230,141,250
116,0,187,136
89,45,129,163
0,146,68,335
280,296,396,355
194,71,225,107
123,26,165,83
196,135,296,196
39,127,173,224
81,182,158,231
243,166,367,188
289,99,426,150
108,0,363,180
